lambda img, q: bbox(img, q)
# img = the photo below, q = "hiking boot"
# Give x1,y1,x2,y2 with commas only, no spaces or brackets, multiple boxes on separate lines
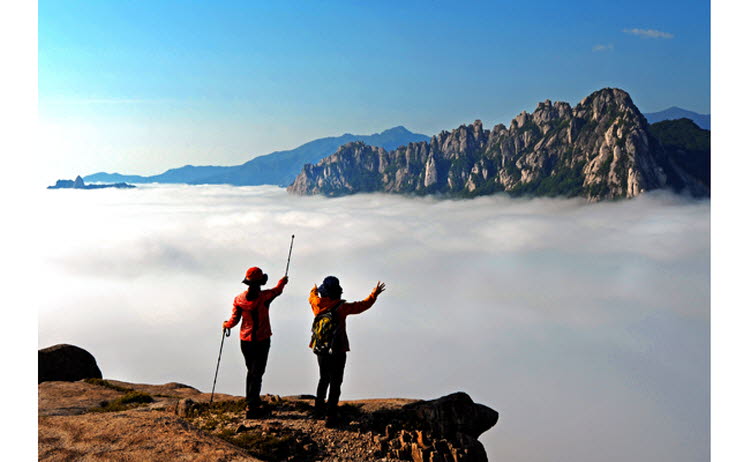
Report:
245,401,273,419
312,402,326,420
244,406,265,419
324,414,340,428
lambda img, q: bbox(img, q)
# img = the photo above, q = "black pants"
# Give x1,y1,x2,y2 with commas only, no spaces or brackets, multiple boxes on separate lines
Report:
315,352,347,416
240,338,271,408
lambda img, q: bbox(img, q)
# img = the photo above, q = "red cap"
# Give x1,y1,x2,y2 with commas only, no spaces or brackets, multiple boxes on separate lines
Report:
242,267,267,285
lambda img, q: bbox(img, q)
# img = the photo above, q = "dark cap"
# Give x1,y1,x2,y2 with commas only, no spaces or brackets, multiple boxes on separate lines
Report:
318,276,342,299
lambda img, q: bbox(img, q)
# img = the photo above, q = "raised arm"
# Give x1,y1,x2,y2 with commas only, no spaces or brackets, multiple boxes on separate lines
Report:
266,276,289,301
309,285,323,314
341,281,386,316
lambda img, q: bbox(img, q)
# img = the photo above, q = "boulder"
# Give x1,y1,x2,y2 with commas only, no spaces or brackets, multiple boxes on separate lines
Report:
403,392,499,440
38,344,102,383
362,392,499,461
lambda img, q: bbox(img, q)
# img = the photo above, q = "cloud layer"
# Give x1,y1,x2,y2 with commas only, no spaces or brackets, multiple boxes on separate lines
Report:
623,28,675,39
35,185,709,462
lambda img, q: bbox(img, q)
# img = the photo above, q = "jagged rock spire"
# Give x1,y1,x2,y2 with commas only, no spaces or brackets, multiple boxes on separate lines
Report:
288,88,709,201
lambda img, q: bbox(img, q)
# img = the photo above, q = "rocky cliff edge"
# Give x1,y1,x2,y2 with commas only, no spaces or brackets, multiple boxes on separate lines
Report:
39,345,499,462
39,379,498,462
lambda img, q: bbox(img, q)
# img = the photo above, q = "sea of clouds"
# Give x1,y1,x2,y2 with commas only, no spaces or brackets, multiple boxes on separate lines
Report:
35,184,709,462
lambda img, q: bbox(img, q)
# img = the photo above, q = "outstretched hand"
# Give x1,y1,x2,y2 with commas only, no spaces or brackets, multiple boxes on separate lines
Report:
373,281,386,297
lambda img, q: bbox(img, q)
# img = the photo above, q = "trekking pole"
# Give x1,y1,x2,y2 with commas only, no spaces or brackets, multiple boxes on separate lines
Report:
284,234,295,277
210,327,231,404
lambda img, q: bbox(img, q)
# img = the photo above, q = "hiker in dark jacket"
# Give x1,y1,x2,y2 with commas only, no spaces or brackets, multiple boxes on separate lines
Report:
308,276,385,427
224,266,288,418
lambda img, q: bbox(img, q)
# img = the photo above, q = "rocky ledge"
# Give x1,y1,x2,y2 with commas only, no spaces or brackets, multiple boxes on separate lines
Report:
39,380,498,462
38,345,499,461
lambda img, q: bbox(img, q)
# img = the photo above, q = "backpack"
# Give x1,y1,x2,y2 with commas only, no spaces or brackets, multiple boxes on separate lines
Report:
310,301,344,355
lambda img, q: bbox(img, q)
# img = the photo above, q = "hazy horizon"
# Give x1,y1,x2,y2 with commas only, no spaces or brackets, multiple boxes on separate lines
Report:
36,184,710,462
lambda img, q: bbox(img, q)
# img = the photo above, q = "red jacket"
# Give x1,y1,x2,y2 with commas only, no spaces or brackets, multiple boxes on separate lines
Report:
224,278,287,342
308,285,378,352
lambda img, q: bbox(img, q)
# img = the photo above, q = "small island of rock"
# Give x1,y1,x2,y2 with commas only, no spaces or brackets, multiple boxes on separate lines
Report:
48,175,135,190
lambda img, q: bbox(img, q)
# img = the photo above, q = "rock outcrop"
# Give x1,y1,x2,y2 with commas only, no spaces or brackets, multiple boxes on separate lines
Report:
74,175,85,188
39,378,499,462
38,344,103,383
362,392,500,461
403,392,498,440
288,88,710,201
47,175,135,190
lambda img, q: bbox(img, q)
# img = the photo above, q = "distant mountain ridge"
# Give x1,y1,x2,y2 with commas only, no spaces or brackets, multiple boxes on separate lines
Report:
288,88,710,201
644,106,710,130
84,126,429,187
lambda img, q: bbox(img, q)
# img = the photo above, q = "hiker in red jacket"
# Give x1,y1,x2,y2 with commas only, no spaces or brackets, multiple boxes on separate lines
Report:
224,267,288,418
309,276,386,427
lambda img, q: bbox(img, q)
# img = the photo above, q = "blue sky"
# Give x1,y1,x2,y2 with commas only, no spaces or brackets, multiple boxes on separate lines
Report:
38,0,710,177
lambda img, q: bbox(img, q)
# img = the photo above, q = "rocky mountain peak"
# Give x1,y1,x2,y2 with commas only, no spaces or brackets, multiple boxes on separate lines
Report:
531,100,573,127
288,87,709,201
575,88,645,125
511,110,531,130
381,125,411,135
578,87,632,106
432,121,489,158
